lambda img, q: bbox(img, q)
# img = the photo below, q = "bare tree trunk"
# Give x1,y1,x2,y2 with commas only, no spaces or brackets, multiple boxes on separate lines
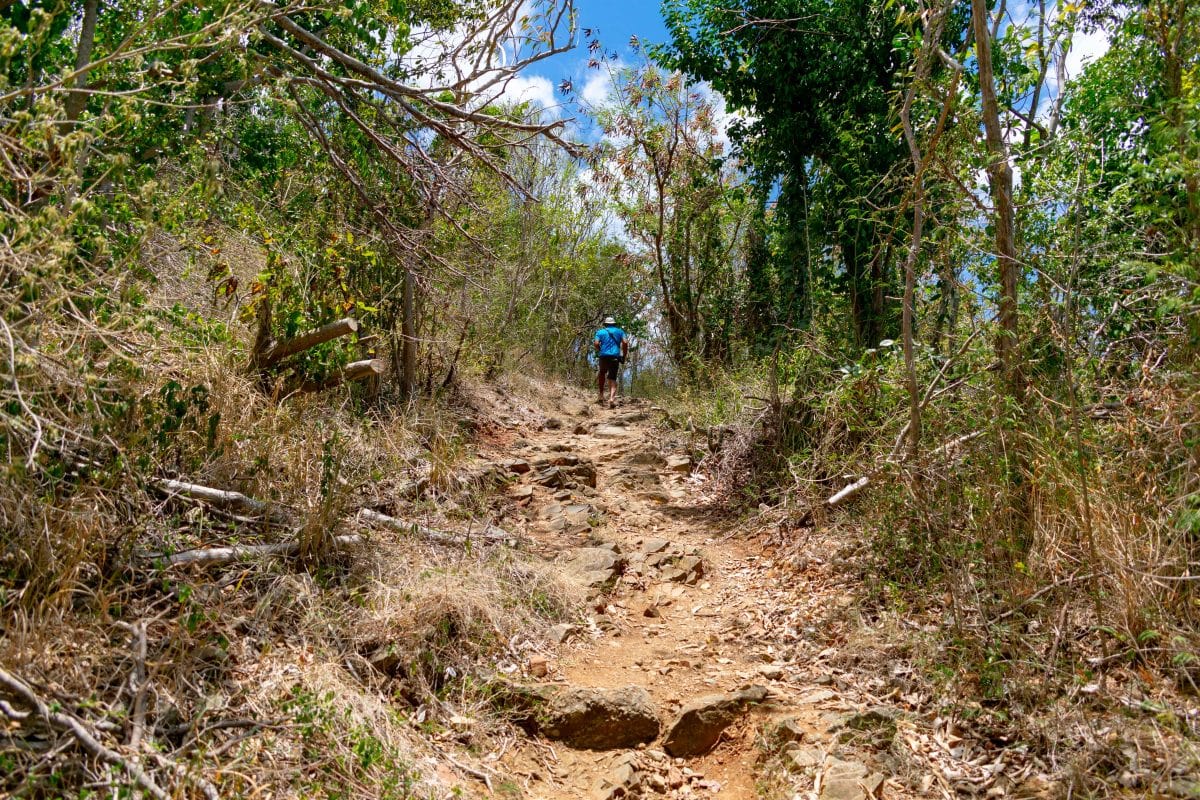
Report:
64,0,100,124
899,3,958,459
400,265,417,397
972,0,1023,402
900,129,925,458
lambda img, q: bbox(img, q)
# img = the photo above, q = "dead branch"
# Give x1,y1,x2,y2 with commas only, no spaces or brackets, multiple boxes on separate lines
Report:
356,508,509,547
294,358,385,393
797,429,983,525
0,668,171,800
254,317,359,369
152,534,364,567
153,478,292,525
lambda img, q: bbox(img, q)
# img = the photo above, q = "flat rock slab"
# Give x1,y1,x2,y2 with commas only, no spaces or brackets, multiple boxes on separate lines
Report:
544,686,661,750
820,757,884,800
561,547,623,573
666,454,693,473
639,537,671,555
593,425,630,439
662,685,768,756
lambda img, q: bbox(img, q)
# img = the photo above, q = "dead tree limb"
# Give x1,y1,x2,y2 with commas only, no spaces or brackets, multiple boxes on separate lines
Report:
0,668,171,800
797,430,983,525
356,509,508,547
153,479,292,525
295,358,385,393
152,534,364,567
254,317,359,369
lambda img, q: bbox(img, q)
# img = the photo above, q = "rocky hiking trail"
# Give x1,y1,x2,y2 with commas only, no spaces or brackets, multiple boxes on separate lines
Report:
469,391,919,800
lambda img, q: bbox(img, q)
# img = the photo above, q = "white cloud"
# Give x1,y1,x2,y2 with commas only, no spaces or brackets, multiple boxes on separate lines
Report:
1065,26,1112,80
580,68,614,108
500,73,561,117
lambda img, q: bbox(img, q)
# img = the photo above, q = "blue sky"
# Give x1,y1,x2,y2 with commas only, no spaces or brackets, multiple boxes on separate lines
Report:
497,0,1115,128
499,0,673,124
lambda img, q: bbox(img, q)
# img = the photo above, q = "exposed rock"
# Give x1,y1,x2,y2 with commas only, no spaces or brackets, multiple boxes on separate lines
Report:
757,664,784,680
666,454,693,473
566,461,598,487
789,748,822,769
820,758,883,800
561,547,625,593
573,423,591,435
534,466,567,488
545,417,564,430
548,623,579,643
509,485,533,501
593,425,630,439
640,537,671,555
660,567,688,583
563,547,623,573
765,716,806,747
528,654,549,677
662,686,768,756
543,686,661,750
626,449,665,467
675,555,703,578
502,458,531,474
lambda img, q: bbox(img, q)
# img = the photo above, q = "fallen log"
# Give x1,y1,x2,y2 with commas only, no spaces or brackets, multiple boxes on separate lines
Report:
296,358,385,393
357,509,510,547
254,317,359,368
154,479,292,525
150,480,501,565
152,534,364,567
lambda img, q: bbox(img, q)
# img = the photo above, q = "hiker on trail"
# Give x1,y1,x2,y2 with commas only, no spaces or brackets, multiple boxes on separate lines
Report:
593,316,628,407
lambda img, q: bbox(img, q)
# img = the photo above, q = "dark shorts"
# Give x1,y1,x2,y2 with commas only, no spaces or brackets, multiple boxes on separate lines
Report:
598,355,620,381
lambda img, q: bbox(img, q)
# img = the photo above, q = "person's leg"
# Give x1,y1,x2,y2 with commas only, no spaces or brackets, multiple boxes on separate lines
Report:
596,364,606,403
606,360,618,404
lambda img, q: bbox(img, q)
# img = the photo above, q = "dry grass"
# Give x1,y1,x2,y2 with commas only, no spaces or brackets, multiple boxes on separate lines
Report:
0,220,588,798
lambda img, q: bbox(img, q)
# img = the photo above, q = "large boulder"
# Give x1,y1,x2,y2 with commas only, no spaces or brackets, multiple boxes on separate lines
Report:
543,686,661,750
662,686,768,756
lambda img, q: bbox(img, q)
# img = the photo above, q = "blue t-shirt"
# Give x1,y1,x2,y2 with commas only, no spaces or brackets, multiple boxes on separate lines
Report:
596,326,624,357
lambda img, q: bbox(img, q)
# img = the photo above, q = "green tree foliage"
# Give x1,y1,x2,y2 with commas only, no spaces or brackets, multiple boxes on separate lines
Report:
657,0,967,349
578,50,756,369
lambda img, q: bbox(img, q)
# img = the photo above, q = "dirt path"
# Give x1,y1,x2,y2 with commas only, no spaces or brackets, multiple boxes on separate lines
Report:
476,392,907,800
